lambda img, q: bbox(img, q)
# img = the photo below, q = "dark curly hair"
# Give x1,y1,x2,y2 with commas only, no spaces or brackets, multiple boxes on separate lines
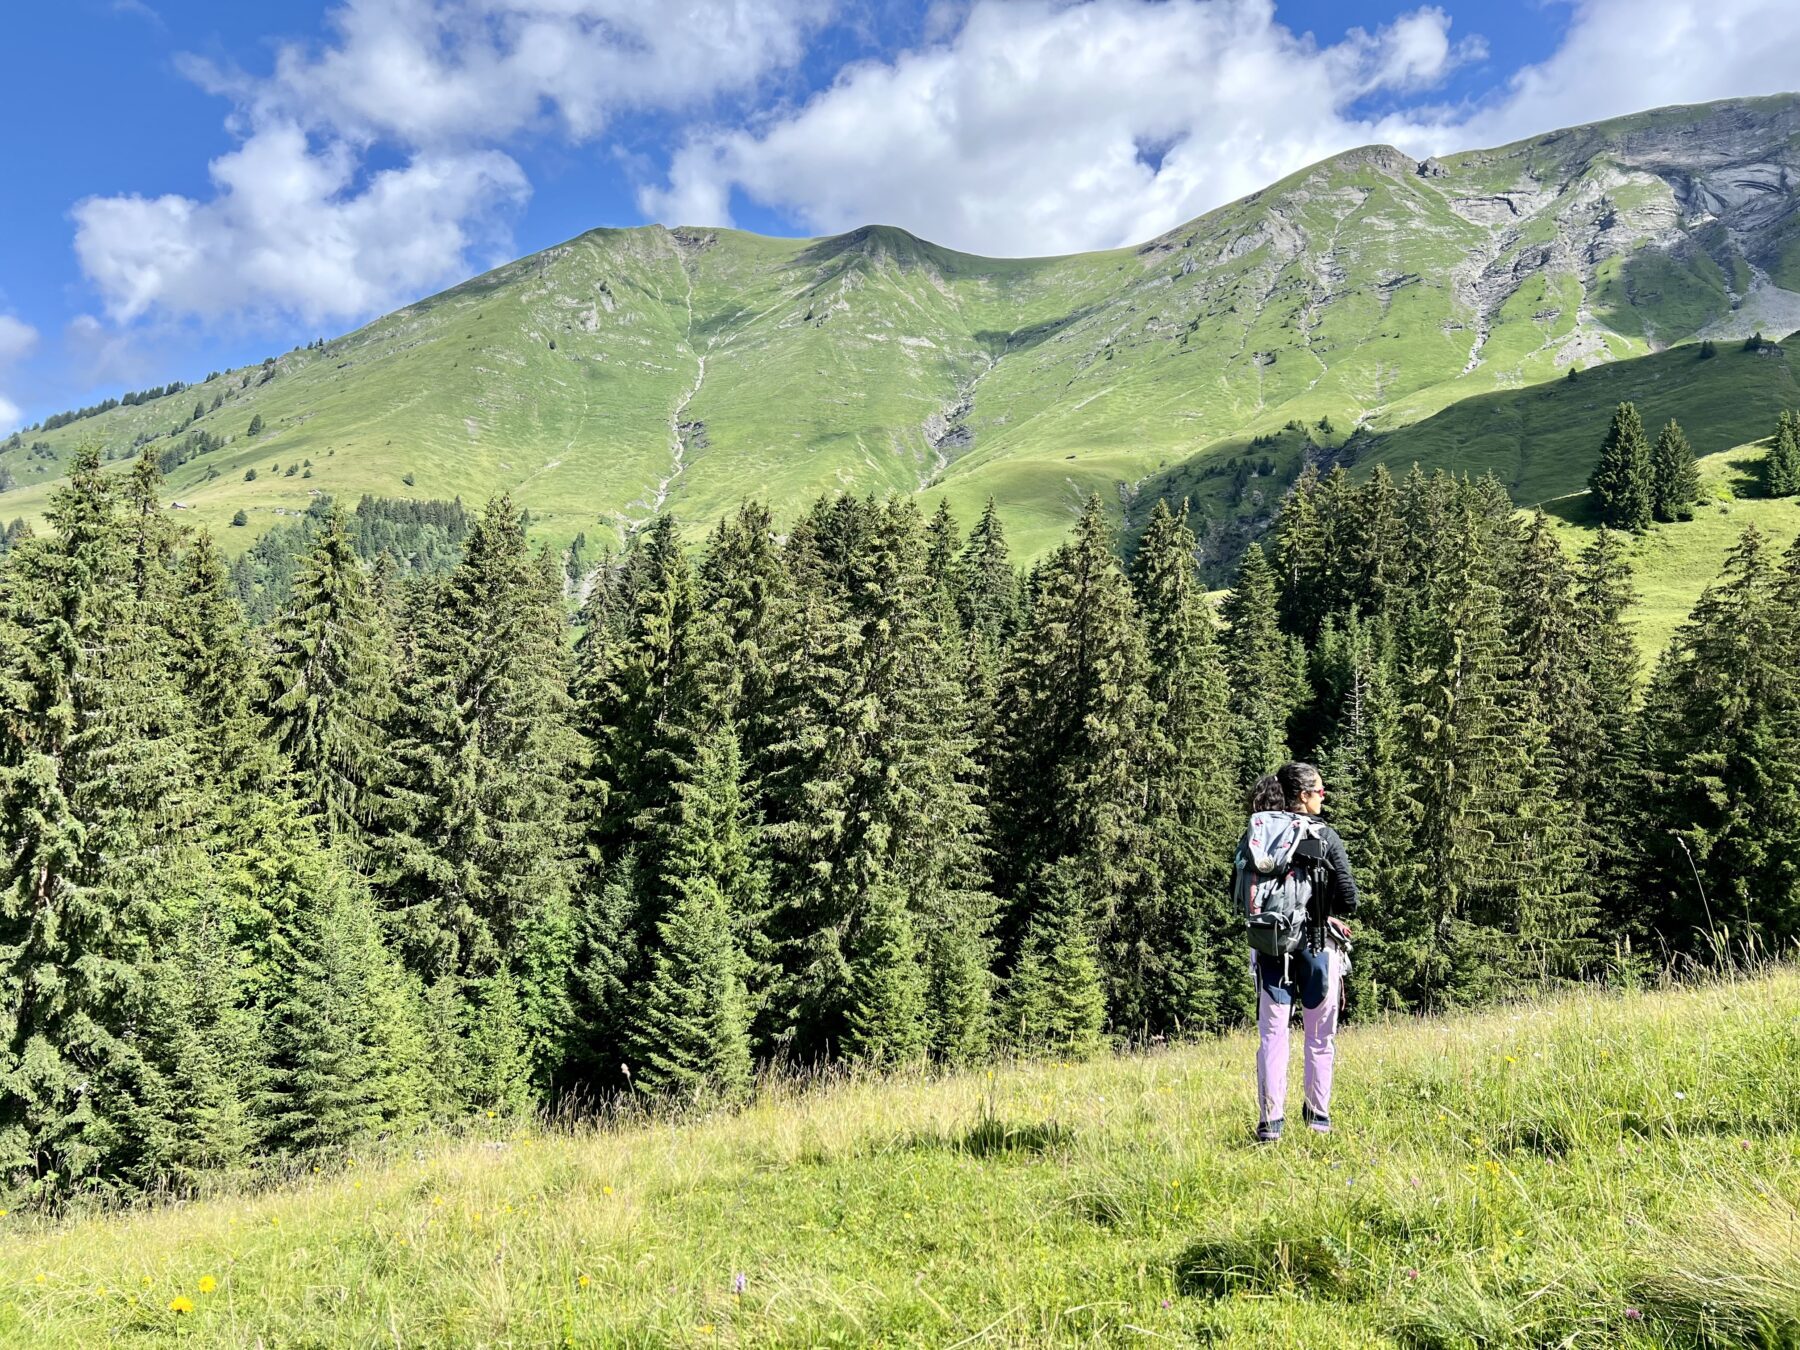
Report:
1276,761,1324,812
1247,773,1287,813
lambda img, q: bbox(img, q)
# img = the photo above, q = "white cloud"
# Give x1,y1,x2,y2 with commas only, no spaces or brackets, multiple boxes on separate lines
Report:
641,0,1800,257
0,316,38,367
0,316,38,436
75,0,827,326
1447,0,1800,147
640,0,1483,255
75,127,528,323
245,0,831,146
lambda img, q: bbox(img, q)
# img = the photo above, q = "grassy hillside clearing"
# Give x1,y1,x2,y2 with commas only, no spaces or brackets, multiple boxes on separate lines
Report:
3,970,1797,1347
1544,442,1800,658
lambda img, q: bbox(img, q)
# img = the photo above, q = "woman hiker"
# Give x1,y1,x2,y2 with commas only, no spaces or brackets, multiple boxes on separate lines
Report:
1236,761,1359,1142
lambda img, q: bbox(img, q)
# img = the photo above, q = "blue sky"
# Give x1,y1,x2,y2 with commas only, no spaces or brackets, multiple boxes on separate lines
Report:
1,0,1795,431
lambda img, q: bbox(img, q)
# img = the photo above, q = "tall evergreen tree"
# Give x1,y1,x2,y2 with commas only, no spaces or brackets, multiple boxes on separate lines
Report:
1219,542,1300,785
758,499,990,1063
0,445,198,1196
572,516,763,1091
261,869,427,1153
1649,419,1701,523
1310,614,1410,1012
1394,508,1527,1005
259,511,395,855
1127,498,1238,1032
1587,402,1654,531
1636,525,1800,953
624,724,758,1098
989,497,1149,1037
1763,409,1800,498
381,496,578,1089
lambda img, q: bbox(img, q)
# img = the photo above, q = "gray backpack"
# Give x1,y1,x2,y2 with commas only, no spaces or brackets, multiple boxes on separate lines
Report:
1235,811,1328,957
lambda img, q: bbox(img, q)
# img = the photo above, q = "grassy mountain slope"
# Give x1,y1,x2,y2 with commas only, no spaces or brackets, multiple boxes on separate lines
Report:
1544,442,1800,658
6,95,1800,562
4,970,1797,1346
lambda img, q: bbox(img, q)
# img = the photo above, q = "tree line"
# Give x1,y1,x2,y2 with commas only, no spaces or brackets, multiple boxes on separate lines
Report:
2,440,1796,1204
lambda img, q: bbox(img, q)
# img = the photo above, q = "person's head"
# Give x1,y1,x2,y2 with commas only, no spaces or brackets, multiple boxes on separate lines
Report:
1248,773,1287,813
1276,761,1326,815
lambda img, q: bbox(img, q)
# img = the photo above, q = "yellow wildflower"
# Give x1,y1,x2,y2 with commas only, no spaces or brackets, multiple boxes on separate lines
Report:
168,1295,195,1314
698,1325,716,1335
578,1275,591,1288
198,1275,217,1294
33,1274,46,1285
602,1185,614,1196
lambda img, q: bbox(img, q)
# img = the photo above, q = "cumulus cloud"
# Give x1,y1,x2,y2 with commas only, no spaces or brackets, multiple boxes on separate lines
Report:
76,127,528,323
0,316,38,436
0,316,38,367
1449,0,1800,146
640,0,1482,255
76,0,827,325
641,0,1800,256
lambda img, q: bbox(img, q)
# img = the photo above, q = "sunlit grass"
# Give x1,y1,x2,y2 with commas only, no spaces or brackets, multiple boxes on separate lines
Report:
3,967,1797,1346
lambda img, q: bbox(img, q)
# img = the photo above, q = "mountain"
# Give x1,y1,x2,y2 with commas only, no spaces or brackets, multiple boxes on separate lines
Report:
5,94,1800,564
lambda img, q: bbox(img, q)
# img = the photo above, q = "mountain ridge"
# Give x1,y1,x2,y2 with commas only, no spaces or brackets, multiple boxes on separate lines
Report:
5,93,1800,563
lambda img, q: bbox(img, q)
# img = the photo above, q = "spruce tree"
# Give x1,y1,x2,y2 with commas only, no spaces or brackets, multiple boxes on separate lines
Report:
1219,542,1299,785
573,516,765,1090
261,870,426,1153
133,872,262,1188
1650,419,1701,522
1636,525,1800,954
1310,614,1410,1012
259,510,395,856
1587,402,1654,531
0,445,198,1196
1762,409,1800,498
1126,498,1238,1032
989,497,1150,1037
1393,508,1524,1005
170,530,266,787
381,496,578,1091
623,724,758,1099
758,498,990,1063
1002,861,1106,1056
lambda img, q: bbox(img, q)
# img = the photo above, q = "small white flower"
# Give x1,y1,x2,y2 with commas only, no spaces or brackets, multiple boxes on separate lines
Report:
1673,1091,1687,1101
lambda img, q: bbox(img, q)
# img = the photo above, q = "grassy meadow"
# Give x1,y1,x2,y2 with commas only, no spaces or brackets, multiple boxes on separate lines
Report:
1543,442,1800,659
3,969,1797,1347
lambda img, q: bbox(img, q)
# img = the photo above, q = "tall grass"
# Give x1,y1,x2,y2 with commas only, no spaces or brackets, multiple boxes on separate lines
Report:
4,968,1797,1347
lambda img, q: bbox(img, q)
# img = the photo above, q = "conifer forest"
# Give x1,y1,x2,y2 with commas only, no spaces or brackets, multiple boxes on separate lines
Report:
2,412,1797,1207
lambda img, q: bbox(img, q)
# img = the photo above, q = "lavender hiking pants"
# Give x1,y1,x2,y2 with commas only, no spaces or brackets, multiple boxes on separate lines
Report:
1254,945,1344,1128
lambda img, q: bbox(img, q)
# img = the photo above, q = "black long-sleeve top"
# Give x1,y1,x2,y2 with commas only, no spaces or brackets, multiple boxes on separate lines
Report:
1311,822,1360,918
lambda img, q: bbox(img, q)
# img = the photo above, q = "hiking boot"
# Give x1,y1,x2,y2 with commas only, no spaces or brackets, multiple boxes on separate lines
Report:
1254,1118,1283,1143
1301,1103,1331,1134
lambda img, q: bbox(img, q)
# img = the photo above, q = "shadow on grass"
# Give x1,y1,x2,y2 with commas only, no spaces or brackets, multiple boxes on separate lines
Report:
1540,490,1600,526
1175,1226,1354,1299
908,1115,1074,1159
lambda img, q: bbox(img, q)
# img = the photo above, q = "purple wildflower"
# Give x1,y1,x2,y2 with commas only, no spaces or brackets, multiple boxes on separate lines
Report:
733,1272,747,1296
1625,1307,1643,1322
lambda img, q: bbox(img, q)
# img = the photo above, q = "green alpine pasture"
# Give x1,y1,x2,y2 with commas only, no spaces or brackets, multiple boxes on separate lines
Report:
7,95,1800,564
4,968,1797,1347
